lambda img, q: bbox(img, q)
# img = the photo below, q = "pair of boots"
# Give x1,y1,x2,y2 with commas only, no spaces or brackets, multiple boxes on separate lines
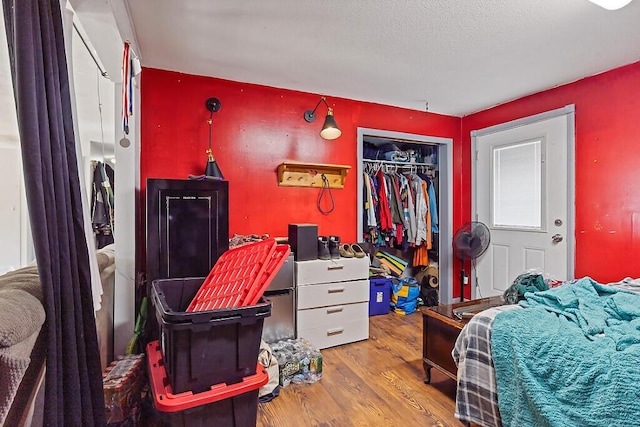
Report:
318,236,340,260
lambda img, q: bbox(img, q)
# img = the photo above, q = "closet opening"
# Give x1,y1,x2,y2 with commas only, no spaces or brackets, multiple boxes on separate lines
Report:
357,128,453,305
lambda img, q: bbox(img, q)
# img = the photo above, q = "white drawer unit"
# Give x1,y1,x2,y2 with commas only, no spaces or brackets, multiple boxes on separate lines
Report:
297,279,368,310
295,257,369,349
295,257,369,286
297,300,368,330
298,311,369,350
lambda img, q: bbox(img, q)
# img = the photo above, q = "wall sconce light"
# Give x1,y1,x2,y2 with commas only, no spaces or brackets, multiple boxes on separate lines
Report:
304,96,342,140
587,0,632,9
204,97,224,179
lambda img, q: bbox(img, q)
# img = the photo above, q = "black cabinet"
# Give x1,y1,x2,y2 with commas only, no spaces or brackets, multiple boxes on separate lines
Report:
146,179,229,287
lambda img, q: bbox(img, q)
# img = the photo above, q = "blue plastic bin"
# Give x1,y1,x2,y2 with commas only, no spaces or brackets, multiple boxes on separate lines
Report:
369,278,391,316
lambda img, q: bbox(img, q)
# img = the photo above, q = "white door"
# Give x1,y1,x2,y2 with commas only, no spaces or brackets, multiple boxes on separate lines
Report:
473,109,574,298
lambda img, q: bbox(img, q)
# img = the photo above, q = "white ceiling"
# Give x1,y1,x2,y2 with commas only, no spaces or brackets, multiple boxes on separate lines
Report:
124,0,640,117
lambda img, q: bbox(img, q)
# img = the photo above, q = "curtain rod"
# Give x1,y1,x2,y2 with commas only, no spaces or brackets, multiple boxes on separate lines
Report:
73,22,109,79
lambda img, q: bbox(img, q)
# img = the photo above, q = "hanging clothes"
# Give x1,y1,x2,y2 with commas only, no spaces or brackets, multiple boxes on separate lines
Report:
422,180,432,250
399,175,415,245
386,174,403,226
427,179,439,234
412,176,428,246
376,170,393,232
91,161,115,249
363,173,377,228
363,163,438,256
384,173,403,245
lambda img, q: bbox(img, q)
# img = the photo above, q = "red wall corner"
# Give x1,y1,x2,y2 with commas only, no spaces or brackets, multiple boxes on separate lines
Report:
461,61,640,292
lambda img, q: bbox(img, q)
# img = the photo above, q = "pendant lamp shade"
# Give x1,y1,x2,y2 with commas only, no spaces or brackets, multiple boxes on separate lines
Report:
205,149,224,179
304,97,342,140
319,109,342,140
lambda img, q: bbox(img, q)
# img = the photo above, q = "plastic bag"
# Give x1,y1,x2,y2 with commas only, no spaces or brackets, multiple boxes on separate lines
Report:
390,277,420,315
503,268,552,304
271,338,322,387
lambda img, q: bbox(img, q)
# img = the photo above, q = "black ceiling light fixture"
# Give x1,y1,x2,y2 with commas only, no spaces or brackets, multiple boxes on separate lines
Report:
204,97,224,179
304,96,342,140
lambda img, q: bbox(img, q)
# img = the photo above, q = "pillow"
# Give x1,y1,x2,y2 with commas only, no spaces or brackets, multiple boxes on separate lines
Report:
0,289,46,348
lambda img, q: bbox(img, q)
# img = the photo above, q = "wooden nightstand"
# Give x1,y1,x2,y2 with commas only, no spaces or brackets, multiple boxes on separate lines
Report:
420,296,503,384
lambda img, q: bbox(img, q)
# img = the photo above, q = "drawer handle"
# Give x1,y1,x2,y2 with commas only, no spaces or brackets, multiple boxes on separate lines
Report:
328,287,345,293
327,328,344,336
327,264,344,271
326,306,344,314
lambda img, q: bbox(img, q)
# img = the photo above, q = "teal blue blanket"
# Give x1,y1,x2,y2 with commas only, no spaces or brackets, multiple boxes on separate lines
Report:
492,278,640,427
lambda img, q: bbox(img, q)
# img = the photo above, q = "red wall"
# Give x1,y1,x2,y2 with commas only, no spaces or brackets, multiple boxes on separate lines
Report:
140,63,640,300
140,68,463,288
461,61,640,291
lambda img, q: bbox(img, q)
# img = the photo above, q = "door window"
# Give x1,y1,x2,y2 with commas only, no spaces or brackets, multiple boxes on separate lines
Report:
491,139,545,230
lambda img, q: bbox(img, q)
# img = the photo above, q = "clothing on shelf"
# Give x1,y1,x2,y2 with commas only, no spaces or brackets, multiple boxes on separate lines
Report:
363,142,438,164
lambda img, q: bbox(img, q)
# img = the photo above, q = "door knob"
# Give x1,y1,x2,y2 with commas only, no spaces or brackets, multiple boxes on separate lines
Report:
552,234,563,243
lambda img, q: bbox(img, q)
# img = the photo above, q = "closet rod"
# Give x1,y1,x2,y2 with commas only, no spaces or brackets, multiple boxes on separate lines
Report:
73,22,109,78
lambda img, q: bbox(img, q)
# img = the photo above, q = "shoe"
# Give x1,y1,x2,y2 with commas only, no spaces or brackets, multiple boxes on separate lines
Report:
350,243,366,258
328,236,341,259
339,244,354,258
317,236,331,260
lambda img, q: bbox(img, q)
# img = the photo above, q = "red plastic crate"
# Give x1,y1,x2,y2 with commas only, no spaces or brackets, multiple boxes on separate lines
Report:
243,244,291,306
146,341,268,413
186,238,277,311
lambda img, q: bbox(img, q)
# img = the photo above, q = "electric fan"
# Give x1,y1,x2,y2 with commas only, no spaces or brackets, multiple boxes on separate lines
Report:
453,221,491,301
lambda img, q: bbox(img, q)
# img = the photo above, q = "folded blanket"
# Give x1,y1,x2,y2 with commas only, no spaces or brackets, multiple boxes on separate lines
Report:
492,277,640,426
0,266,45,348
0,265,44,426
0,290,45,348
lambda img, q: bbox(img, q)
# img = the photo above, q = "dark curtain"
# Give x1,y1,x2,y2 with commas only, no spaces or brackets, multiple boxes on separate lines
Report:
2,0,105,425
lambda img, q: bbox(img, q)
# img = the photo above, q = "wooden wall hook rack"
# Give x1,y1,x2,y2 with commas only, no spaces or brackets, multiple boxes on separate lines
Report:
277,162,351,189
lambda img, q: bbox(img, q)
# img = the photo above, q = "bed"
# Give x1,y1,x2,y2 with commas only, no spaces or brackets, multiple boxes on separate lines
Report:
452,277,640,427
0,244,116,426
0,265,45,426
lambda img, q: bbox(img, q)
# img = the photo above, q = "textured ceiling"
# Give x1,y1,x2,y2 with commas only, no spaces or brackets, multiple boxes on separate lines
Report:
125,0,640,116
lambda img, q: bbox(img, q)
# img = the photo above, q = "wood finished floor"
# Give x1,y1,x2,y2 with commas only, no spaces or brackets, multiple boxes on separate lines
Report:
257,312,465,427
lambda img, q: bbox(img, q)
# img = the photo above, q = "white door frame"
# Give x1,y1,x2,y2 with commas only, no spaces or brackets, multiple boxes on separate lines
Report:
357,127,454,304
470,105,576,299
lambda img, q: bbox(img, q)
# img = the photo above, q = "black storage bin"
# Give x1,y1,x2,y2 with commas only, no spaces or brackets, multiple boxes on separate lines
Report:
151,277,271,394
156,389,260,427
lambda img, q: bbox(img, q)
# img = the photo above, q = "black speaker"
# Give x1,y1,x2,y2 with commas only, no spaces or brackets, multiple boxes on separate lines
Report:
288,224,318,261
